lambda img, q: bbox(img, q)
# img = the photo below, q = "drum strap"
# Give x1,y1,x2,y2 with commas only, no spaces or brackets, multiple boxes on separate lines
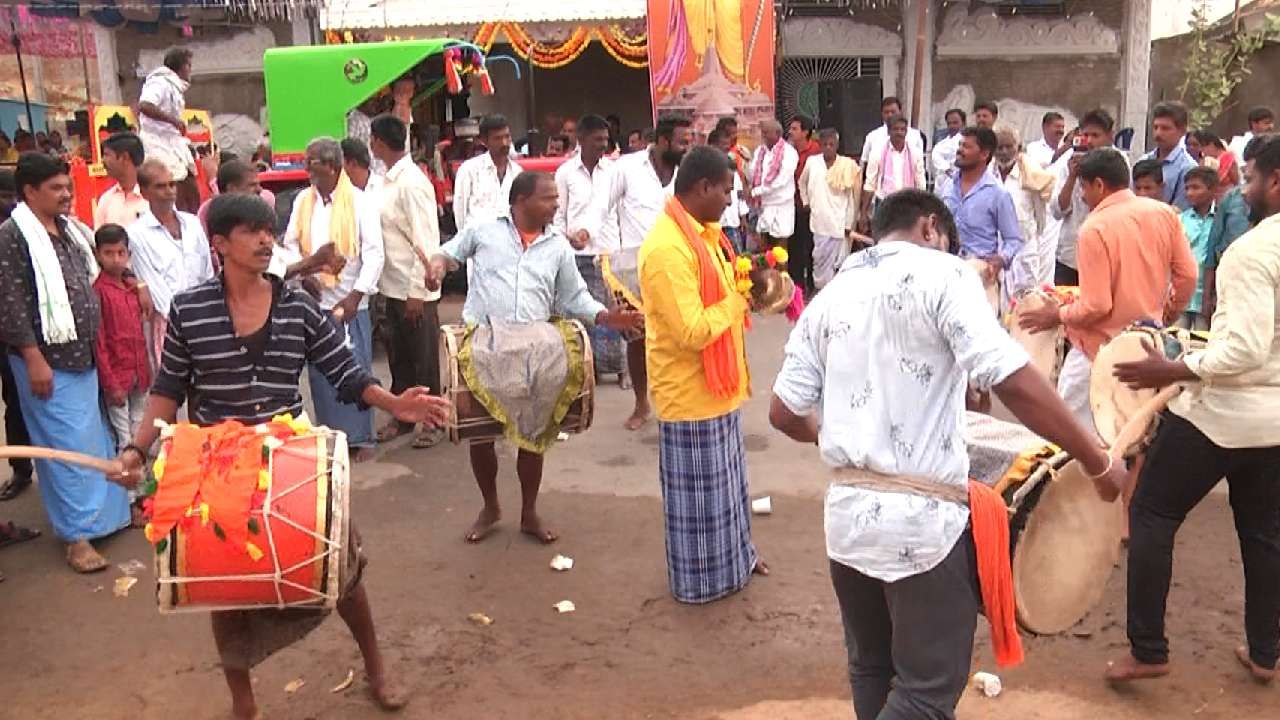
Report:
832,467,969,505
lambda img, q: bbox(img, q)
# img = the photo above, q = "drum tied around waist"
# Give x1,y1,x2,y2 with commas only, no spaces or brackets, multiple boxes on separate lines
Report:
440,319,595,451
138,416,353,613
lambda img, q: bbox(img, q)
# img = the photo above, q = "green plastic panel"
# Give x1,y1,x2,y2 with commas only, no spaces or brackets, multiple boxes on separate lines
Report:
264,38,456,155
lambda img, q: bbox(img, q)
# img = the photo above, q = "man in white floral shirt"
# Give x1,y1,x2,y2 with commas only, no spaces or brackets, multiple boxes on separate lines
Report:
769,189,1124,719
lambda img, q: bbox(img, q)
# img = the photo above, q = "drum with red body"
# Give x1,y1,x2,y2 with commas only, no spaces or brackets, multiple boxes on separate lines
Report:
155,429,351,613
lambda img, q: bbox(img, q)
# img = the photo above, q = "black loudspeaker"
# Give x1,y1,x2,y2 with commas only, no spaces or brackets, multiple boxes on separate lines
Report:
818,77,883,158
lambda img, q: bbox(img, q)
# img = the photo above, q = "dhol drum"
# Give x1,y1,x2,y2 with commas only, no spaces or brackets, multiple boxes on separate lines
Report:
1007,289,1067,384
965,412,1124,635
1090,323,1208,454
600,247,645,342
440,320,595,446
154,424,352,613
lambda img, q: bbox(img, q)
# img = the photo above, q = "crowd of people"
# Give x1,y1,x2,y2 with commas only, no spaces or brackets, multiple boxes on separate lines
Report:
1,40,1279,717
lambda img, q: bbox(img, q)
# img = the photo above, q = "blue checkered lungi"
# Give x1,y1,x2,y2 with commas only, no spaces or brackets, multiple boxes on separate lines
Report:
658,410,757,604
575,256,625,376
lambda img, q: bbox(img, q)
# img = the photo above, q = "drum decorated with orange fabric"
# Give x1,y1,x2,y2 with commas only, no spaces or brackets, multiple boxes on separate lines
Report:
965,412,1124,634
149,421,352,613
440,321,595,448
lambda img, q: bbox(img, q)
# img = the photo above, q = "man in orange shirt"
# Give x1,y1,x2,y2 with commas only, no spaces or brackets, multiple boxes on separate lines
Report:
1019,149,1198,429
94,133,148,229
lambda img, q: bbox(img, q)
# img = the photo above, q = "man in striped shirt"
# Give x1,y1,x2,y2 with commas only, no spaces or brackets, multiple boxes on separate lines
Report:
111,193,451,719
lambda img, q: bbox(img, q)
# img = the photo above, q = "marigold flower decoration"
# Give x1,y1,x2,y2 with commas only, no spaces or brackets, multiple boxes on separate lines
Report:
140,416,315,561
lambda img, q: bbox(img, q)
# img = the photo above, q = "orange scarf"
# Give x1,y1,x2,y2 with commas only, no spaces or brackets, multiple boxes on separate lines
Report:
664,196,745,399
968,480,1025,667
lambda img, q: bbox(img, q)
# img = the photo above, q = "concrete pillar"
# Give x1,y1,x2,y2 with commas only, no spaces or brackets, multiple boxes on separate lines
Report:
94,25,122,105
1120,0,1153,156
900,0,936,135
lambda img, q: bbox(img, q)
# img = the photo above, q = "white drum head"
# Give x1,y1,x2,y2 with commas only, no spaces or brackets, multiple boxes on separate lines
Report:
1012,458,1124,634
1090,329,1179,448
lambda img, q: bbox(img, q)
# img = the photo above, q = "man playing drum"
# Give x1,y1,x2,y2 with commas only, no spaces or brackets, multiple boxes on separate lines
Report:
769,189,1126,719
110,193,452,719
1018,149,1198,431
426,172,641,544
1107,134,1280,685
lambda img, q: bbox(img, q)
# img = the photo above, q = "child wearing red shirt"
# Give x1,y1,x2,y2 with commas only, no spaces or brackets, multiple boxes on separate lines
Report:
93,224,151,458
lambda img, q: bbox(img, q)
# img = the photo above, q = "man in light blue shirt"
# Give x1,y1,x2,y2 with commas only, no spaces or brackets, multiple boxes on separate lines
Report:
1141,101,1198,210
426,171,639,546
943,127,1024,306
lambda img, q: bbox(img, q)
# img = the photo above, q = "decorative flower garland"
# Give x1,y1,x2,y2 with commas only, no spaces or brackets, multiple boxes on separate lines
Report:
473,22,648,69
141,415,315,560
325,24,648,70
733,246,789,298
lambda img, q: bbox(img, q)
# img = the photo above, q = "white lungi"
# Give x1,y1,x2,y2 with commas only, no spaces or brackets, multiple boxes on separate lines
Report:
1056,345,1095,432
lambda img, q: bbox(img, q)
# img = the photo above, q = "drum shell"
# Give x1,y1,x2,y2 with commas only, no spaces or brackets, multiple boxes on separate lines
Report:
440,321,596,444
156,431,350,612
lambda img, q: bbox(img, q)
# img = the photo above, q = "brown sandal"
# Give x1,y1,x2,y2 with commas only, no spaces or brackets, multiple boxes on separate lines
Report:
66,540,108,573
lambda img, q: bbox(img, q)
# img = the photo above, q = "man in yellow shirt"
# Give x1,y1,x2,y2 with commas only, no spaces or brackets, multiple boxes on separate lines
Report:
639,145,766,604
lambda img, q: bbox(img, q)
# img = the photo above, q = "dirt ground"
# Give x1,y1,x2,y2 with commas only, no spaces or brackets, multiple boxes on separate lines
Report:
1,304,1276,720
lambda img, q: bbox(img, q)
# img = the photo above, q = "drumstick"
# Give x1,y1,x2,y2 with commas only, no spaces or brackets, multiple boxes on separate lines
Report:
0,445,123,475
1105,384,1183,461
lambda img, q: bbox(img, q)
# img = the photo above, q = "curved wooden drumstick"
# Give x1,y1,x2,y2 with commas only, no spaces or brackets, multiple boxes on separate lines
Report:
0,446,123,475
1105,384,1183,461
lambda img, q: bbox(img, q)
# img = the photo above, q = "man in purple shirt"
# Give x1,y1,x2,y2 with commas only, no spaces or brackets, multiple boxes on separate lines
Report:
943,127,1024,310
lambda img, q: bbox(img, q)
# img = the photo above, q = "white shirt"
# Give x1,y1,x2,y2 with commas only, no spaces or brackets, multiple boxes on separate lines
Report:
138,71,193,179
798,155,858,238
1228,131,1254,163
1175,213,1280,448
860,124,926,167
995,160,1049,292
864,143,926,200
721,172,747,229
281,184,385,310
772,241,1029,582
748,141,799,208
127,208,214,318
931,132,961,178
453,152,523,232
378,154,440,302
362,172,385,203
1025,138,1061,170
599,149,675,250
554,154,619,256
1050,147,1130,269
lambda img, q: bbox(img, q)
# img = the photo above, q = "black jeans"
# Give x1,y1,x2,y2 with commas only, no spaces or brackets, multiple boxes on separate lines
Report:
383,298,441,429
790,207,815,293
1128,412,1280,669
1054,261,1079,286
1,352,33,478
830,529,980,720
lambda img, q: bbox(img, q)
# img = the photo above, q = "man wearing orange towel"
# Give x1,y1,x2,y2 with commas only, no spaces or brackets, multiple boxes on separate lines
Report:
769,189,1125,719
639,146,763,604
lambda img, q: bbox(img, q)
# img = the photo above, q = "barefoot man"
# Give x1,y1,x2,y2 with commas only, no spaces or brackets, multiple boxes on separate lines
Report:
426,172,640,543
111,193,452,718
639,146,766,603
1106,134,1280,686
769,189,1125,718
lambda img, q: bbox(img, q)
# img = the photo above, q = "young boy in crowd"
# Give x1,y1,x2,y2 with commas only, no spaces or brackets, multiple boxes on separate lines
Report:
93,224,152,522
1132,159,1166,201
93,224,151,454
1178,166,1220,330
